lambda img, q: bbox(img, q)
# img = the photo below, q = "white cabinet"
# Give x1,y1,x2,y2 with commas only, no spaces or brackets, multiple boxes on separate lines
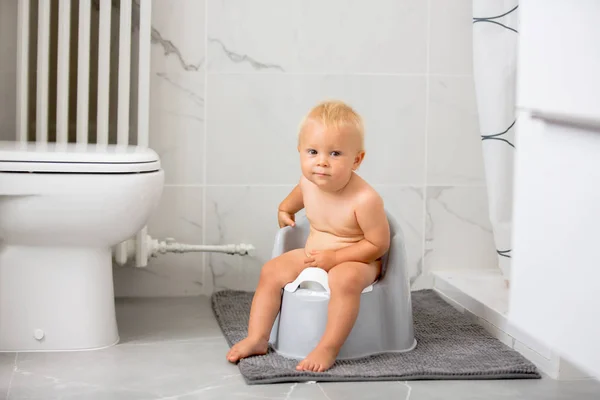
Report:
517,1,600,122
509,0,600,381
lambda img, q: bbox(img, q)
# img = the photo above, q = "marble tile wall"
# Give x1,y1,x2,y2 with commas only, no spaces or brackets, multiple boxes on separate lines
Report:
109,0,497,296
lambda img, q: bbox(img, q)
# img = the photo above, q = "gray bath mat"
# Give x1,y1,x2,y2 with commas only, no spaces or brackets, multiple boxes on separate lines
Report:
211,289,540,384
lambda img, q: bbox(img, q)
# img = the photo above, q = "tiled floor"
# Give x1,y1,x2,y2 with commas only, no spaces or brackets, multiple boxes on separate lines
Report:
1,297,599,399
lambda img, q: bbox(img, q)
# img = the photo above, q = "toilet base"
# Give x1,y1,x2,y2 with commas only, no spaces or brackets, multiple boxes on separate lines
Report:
0,245,119,351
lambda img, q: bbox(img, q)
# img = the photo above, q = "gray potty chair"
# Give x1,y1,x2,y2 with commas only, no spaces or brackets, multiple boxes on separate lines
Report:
268,211,417,360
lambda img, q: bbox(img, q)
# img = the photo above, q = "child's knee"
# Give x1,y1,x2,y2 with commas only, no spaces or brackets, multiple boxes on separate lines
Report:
260,258,297,287
259,260,280,283
328,265,366,294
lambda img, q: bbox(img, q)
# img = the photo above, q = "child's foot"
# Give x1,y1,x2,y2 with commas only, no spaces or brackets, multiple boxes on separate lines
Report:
226,336,269,363
295,344,338,372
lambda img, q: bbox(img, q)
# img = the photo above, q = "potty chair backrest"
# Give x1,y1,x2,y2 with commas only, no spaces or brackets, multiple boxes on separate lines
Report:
377,210,409,289
271,214,311,258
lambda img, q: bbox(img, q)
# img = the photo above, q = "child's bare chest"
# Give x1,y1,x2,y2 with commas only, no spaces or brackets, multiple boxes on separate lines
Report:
303,188,361,236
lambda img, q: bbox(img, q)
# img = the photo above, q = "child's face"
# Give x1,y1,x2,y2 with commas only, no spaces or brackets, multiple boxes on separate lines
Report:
298,120,365,192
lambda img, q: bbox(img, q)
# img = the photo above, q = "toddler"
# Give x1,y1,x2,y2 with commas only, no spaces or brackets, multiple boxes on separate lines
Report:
226,100,390,372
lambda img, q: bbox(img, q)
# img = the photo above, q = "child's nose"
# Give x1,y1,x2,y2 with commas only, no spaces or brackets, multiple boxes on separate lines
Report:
317,157,329,167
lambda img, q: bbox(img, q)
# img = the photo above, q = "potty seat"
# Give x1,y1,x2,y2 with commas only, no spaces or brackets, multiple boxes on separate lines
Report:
268,211,417,360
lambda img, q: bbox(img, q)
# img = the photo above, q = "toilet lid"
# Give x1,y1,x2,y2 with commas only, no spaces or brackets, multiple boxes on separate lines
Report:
0,141,161,173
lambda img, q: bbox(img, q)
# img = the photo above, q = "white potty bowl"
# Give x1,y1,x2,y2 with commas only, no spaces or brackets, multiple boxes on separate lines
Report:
0,141,164,352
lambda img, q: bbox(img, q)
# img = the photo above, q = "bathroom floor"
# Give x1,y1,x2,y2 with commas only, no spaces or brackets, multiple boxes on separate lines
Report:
1,297,599,399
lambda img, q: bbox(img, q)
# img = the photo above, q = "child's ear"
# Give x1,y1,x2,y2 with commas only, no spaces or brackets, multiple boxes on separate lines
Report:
353,151,366,170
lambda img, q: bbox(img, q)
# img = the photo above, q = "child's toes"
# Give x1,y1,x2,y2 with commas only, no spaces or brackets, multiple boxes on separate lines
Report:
296,360,307,371
226,349,239,362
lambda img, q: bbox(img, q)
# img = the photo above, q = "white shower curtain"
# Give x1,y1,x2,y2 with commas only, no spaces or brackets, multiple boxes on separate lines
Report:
472,1,519,282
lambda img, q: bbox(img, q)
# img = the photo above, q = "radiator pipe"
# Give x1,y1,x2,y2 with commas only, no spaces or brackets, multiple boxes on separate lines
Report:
113,234,256,267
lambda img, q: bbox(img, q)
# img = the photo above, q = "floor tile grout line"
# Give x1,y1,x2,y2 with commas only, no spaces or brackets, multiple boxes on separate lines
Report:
317,383,333,400
6,353,17,400
402,380,413,400
118,336,225,346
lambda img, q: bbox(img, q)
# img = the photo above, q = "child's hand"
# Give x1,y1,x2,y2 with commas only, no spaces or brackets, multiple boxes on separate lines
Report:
278,210,296,228
304,250,337,271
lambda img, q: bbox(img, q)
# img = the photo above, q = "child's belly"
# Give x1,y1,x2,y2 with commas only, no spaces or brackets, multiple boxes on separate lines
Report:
305,226,383,277
304,226,363,256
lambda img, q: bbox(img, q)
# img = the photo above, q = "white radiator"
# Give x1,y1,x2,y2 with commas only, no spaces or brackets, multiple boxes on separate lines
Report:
16,0,153,267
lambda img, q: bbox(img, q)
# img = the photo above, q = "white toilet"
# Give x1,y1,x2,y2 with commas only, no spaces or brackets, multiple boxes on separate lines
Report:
0,140,164,352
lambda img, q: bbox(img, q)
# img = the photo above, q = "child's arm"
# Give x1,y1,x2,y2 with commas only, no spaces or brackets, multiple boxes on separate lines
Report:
278,184,304,227
333,194,390,264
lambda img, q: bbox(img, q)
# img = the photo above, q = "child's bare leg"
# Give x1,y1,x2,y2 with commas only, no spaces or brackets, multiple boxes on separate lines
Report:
226,248,307,363
296,261,380,372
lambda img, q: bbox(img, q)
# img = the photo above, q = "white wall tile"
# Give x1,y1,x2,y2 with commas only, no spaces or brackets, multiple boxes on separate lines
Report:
207,0,292,73
427,77,486,185
150,72,204,185
207,0,427,73
114,186,205,297
151,0,206,73
115,0,487,297
429,0,474,75
204,186,295,292
425,186,497,275
206,74,426,185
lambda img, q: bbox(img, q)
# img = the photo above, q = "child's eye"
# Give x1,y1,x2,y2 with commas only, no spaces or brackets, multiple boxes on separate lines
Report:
331,151,341,157
308,149,317,155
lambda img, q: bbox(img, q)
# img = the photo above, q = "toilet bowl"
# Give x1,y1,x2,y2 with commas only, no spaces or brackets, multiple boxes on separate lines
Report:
0,140,164,352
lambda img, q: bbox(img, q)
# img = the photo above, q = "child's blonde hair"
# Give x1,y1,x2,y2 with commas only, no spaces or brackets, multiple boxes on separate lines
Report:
298,100,365,150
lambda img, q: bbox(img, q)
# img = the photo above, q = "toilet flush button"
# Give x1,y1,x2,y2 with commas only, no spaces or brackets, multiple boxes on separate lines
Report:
34,329,45,340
